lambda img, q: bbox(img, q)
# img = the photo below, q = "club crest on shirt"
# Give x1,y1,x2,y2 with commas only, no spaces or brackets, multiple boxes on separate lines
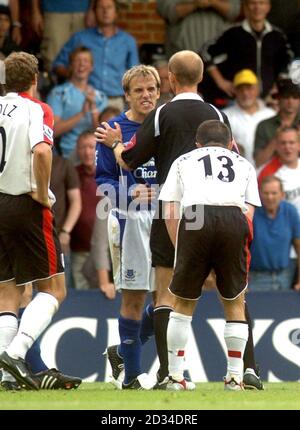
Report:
125,269,136,281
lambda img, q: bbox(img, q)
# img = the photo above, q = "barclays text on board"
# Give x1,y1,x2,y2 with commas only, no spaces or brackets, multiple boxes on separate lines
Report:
40,290,300,383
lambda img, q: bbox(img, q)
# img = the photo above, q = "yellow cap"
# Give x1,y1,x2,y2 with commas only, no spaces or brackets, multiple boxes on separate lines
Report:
233,69,258,87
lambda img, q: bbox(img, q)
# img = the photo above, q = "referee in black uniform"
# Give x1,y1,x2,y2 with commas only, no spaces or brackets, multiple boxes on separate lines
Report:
96,50,263,390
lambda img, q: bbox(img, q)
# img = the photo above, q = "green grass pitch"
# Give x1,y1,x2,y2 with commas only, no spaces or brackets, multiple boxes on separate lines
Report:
0,383,300,410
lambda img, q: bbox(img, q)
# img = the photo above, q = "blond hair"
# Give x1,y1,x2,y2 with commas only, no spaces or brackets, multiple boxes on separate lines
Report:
122,65,161,93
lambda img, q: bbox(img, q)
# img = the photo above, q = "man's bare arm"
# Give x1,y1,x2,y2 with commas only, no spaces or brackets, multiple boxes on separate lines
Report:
31,142,52,208
10,0,22,44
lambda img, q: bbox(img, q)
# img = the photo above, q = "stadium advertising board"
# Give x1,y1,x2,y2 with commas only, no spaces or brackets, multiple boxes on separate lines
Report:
40,290,300,383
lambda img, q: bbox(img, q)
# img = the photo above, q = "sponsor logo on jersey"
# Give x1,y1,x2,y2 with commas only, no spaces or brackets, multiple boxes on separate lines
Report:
133,157,157,179
133,167,157,179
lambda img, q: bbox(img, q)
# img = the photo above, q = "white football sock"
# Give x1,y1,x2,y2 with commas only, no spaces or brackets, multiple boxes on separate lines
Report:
167,312,192,382
0,313,18,382
224,322,248,378
7,292,59,360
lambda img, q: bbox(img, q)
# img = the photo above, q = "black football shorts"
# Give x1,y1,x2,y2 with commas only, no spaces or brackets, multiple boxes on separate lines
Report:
169,205,252,300
0,193,64,285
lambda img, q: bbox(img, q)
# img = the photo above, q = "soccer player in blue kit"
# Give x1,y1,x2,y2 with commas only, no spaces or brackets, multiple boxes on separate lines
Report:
95,65,161,389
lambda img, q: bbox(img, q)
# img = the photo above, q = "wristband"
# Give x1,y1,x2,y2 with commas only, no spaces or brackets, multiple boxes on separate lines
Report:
111,139,121,150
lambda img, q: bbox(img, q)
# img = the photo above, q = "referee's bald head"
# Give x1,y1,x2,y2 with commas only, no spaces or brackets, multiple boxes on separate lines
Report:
168,50,203,86
196,120,232,148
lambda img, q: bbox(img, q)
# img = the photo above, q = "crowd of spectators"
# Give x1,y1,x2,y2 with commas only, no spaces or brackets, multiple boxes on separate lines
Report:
2,0,300,293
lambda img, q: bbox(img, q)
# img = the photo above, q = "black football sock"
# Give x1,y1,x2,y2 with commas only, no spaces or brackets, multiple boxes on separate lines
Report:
153,306,173,381
243,301,257,373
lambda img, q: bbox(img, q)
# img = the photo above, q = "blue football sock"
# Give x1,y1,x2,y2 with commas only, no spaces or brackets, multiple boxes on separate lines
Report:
140,303,154,345
19,308,48,373
119,316,142,384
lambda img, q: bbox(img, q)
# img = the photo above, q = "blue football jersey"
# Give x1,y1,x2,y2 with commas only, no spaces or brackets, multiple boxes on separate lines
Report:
95,112,158,210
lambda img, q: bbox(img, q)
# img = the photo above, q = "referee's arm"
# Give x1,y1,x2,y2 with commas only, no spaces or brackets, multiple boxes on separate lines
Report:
95,122,131,170
96,110,157,170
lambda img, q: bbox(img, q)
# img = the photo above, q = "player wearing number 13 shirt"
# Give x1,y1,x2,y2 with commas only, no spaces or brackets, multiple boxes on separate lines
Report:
159,120,261,390
159,119,261,301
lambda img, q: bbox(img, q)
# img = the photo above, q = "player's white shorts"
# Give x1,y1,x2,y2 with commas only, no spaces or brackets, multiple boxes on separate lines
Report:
108,208,155,292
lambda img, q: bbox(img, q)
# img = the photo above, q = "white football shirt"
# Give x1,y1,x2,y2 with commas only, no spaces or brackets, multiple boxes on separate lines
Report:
274,161,300,216
223,101,275,165
0,92,54,195
159,146,261,212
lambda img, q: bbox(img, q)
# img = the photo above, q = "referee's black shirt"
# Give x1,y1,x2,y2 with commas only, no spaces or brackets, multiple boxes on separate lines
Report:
121,94,231,186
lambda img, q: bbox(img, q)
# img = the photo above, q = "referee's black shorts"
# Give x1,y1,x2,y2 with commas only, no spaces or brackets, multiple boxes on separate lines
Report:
150,200,175,268
0,193,64,285
169,205,253,300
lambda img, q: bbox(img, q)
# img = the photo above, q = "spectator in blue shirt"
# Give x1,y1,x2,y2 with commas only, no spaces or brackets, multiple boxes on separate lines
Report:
52,0,139,110
47,46,107,158
32,0,96,72
249,175,300,291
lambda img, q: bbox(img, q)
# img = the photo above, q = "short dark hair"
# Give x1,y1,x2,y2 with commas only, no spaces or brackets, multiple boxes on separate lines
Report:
260,175,283,192
0,5,10,19
98,106,121,123
77,129,95,142
276,78,300,99
94,0,118,11
276,125,300,141
196,120,232,147
69,46,93,65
